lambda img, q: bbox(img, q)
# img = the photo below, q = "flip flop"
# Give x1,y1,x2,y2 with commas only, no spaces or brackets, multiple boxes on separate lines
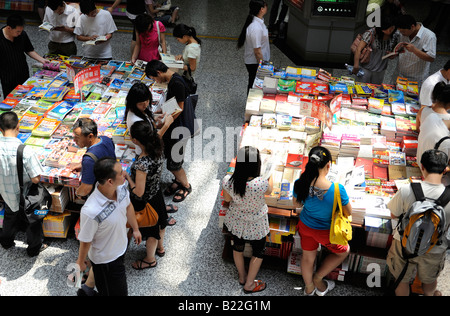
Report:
166,216,176,226
132,259,157,270
166,204,178,213
243,280,267,294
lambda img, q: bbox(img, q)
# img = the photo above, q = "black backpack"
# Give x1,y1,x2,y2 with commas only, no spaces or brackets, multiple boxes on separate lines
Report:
17,144,52,224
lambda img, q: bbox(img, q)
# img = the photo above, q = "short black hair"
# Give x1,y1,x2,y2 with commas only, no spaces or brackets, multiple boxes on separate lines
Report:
47,0,64,11
421,149,448,174
73,118,98,137
444,59,450,71
0,111,19,131
135,13,154,34
431,82,450,104
7,14,25,29
145,60,169,78
94,157,119,185
395,14,416,29
79,0,97,15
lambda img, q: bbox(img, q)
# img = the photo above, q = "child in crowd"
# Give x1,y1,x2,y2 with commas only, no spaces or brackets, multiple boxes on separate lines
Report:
222,146,273,294
293,146,352,296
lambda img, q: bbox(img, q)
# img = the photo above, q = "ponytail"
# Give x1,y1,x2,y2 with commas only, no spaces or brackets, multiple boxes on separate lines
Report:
293,146,332,203
173,23,202,45
237,0,267,49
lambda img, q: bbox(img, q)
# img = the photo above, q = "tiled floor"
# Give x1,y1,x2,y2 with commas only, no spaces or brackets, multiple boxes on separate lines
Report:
0,0,449,297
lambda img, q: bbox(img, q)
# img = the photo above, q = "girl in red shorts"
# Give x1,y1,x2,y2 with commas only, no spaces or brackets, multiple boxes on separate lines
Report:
293,146,352,296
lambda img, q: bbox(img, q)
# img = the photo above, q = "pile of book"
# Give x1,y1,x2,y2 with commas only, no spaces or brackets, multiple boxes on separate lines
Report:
0,55,170,224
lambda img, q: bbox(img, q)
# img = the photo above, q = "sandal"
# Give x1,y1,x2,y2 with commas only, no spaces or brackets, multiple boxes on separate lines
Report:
166,216,176,226
173,184,192,203
132,259,157,270
166,204,178,213
164,179,181,196
243,280,267,294
156,248,166,257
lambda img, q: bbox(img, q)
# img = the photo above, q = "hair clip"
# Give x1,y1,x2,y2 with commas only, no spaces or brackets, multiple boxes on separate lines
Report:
310,154,320,162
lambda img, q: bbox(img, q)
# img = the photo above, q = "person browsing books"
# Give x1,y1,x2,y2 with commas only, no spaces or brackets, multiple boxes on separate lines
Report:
145,60,193,203
173,24,201,80
0,112,46,257
237,0,270,94
293,146,352,296
124,121,177,270
76,157,142,296
71,118,116,198
145,0,179,27
222,146,273,294
131,14,166,64
420,59,450,107
387,149,450,296
43,0,80,56
352,16,400,85
74,0,118,60
125,82,174,155
416,83,450,185
394,14,437,87
0,14,49,98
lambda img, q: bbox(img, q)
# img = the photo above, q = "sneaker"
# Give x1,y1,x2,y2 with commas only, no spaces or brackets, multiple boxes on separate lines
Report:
315,279,335,296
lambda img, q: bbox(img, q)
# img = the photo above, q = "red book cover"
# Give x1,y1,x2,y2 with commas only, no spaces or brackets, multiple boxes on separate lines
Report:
373,165,388,181
355,157,373,178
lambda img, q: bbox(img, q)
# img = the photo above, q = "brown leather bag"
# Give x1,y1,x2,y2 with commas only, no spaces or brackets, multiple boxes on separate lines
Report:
350,30,375,64
127,197,159,228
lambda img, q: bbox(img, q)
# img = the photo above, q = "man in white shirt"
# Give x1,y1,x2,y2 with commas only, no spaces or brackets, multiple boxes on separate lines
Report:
395,14,437,87
74,0,117,60
43,0,80,56
76,157,142,296
419,60,450,107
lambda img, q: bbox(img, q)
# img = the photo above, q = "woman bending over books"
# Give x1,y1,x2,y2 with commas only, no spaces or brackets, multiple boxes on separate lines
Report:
222,146,273,294
352,16,400,85
237,0,270,94
131,14,166,64
293,146,352,296
173,24,201,80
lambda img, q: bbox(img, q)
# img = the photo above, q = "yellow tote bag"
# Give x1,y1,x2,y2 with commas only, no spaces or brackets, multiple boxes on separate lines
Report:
329,183,352,246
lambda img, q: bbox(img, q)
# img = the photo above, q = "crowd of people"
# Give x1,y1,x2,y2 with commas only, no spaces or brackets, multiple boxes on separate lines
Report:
0,0,449,297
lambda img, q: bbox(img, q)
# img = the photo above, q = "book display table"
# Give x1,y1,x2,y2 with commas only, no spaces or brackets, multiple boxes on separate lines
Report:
0,54,167,238
220,60,423,287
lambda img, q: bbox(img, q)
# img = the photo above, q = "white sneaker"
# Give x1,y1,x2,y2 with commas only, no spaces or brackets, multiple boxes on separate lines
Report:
304,287,316,296
315,279,335,296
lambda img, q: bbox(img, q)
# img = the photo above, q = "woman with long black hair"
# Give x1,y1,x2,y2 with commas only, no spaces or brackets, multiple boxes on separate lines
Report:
222,146,273,294
237,0,270,94
293,146,352,296
125,121,175,269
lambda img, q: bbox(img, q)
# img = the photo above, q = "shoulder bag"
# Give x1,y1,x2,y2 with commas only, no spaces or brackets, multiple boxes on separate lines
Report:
16,144,52,224
182,65,197,95
127,195,159,228
350,29,375,64
329,183,352,246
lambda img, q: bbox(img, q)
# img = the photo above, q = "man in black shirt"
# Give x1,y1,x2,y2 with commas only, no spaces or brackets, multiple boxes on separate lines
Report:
0,14,48,98
145,60,193,203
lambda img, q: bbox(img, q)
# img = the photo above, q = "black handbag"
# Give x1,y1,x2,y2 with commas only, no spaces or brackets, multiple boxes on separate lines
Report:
182,65,197,95
16,144,52,224
179,94,200,139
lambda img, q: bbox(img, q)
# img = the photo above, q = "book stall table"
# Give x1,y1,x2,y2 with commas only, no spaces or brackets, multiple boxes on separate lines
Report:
0,54,169,239
220,60,424,290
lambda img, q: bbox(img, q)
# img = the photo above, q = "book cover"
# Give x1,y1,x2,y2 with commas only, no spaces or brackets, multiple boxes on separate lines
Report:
32,117,61,137
42,87,69,101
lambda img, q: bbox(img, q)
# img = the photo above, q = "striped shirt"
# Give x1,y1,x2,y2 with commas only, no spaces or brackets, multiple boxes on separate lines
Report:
0,137,43,212
397,23,437,86
0,27,33,94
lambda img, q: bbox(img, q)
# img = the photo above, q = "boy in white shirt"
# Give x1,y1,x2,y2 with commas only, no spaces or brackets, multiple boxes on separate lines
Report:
43,0,80,56
76,157,142,296
74,0,117,60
